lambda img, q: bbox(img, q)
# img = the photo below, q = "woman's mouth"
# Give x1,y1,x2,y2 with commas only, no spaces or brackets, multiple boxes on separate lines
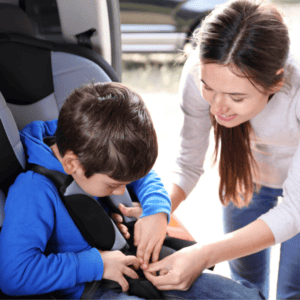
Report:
217,114,237,121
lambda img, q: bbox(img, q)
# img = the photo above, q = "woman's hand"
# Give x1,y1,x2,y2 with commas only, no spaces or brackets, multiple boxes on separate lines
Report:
144,244,206,291
111,202,143,239
145,219,276,291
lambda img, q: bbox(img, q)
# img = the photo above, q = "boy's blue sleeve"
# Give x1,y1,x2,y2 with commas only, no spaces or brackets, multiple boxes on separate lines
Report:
0,174,104,296
128,170,171,222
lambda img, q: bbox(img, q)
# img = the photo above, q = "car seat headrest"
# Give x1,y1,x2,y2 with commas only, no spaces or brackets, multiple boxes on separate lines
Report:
0,3,35,37
0,92,25,195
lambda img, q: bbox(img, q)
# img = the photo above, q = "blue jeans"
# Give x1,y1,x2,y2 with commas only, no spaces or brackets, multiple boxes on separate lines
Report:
223,185,300,299
93,271,264,299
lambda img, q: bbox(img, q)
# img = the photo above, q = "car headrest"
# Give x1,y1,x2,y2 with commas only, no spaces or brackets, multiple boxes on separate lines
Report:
0,92,25,195
0,3,35,37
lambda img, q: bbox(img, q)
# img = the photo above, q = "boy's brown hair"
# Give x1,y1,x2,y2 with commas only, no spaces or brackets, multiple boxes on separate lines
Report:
56,82,158,182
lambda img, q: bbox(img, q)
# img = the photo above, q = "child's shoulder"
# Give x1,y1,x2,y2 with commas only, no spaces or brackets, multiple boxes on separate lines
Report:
7,170,61,207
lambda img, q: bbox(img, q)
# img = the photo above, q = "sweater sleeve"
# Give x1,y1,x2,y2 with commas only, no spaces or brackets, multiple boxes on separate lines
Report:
0,175,103,296
259,84,300,244
129,170,171,223
259,138,300,244
173,50,212,196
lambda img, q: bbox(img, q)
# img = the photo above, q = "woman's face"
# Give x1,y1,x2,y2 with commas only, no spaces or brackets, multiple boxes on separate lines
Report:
200,63,274,128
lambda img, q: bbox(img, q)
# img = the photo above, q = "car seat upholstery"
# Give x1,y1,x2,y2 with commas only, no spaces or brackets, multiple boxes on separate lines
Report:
0,3,119,130
0,92,26,227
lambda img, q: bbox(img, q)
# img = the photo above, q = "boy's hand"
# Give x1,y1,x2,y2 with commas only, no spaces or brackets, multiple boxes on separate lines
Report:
134,213,168,270
111,203,143,239
99,250,140,292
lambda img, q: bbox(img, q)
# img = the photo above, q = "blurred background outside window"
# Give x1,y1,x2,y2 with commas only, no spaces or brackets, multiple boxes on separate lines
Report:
121,1,300,299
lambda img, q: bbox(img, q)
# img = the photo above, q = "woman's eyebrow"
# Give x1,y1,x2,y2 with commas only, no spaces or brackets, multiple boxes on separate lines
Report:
201,79,210,87
201,79,248,96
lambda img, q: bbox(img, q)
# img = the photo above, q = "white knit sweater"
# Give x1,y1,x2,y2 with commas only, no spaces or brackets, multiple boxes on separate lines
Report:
173,49,300,244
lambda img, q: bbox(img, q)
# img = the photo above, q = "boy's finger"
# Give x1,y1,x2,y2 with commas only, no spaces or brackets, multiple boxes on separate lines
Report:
132,259,140,270
118,276,130,292
133,222,141,247
141,241,156,269
119,203,142,219
136,241,146,265
116,224,130,239
118,224,129,235
111,213,123,223
124,267,139,280
125,255,140,267
151,241,163,263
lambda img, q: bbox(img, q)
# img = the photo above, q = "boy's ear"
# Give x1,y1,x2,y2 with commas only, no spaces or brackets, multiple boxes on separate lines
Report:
61,151,80,175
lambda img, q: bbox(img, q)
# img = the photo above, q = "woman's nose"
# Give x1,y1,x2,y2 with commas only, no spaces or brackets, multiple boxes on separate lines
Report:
210,95,229,115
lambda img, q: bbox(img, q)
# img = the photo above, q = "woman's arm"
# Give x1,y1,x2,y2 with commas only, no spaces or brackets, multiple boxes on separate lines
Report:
169,183,186,213
145,218,275,291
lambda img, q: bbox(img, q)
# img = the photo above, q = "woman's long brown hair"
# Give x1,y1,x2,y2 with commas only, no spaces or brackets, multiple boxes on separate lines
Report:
210,116,259,207
196,0,289,206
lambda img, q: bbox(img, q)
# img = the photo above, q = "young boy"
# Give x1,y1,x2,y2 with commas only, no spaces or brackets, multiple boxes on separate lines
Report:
0,82,171,299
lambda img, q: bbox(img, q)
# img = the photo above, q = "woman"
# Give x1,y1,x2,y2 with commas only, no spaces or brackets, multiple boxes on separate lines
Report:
118,0,300,299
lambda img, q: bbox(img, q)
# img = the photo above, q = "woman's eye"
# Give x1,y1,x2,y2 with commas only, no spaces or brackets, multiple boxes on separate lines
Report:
203,85,212,91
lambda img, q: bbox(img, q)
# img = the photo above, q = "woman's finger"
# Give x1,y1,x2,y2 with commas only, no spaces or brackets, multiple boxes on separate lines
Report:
144,270,174,288
160,269,169,276
146,259,166,273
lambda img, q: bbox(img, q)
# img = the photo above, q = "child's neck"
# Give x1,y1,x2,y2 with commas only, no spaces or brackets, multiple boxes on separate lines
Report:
50,144,63,163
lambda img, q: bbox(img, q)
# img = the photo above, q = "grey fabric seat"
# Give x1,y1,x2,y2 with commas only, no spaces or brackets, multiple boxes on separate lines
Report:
0,92,26,226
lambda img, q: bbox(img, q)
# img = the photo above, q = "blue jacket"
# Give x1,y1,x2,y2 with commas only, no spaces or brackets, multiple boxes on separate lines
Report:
0,120,171,299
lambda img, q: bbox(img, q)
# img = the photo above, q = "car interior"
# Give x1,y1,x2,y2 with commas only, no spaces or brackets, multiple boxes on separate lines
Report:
0,0,195,298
